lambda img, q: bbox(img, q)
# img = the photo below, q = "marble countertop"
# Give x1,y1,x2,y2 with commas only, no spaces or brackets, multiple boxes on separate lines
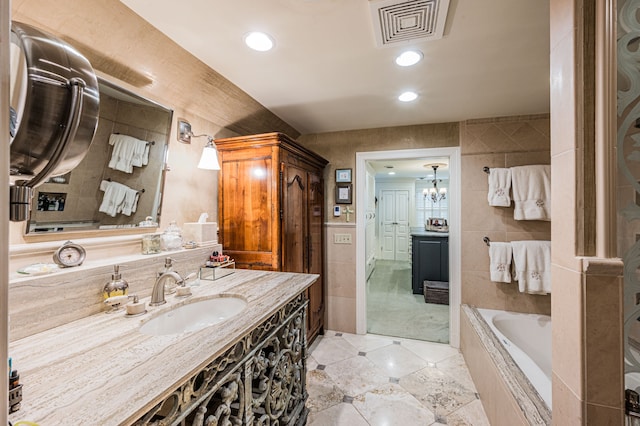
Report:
8,269,318,425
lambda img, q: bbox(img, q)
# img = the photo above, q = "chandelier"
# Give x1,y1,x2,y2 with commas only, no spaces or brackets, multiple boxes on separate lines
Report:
423,165,446,203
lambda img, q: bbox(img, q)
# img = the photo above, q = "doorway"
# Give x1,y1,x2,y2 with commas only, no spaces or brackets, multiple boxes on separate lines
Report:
355,147,461,348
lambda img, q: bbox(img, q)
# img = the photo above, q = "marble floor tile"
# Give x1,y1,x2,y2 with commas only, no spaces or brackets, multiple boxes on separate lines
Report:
366,343,429,378
309,334,359,366
446,399,491,426
307,402,370,426
340,331,395,352
351,383,437,425
436,353,478,393
323,354,391,397
400,365,477,417
306,331,490,426
306,368,344,413
399,337,461,363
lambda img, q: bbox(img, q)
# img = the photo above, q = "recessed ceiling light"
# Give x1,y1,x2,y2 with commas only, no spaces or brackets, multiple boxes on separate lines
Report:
244,32,274,51
398,91,418,102
395,50,423,67
388,171,396,175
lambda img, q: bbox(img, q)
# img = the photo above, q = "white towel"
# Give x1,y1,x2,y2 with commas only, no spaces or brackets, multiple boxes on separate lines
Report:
108,134,149,173
99,180,139,217
489,242,512,283
510,165,551,221
511,240,551,294
487,168,511,207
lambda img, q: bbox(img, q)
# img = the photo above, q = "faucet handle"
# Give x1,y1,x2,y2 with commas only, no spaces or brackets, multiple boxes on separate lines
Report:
183,272,197,283
104,294,138,312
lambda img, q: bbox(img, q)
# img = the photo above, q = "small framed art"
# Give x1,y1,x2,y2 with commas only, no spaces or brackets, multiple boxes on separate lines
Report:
335,183,352,204
336,168,352,183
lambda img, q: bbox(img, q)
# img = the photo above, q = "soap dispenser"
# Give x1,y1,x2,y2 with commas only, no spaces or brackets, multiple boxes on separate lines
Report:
103,265,129,300
158,257,177,294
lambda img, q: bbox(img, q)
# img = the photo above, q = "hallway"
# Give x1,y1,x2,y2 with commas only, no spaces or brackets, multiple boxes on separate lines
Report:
367,260,449,343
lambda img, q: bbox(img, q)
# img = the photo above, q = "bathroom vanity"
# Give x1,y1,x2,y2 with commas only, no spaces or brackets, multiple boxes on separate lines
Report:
8,267,317,425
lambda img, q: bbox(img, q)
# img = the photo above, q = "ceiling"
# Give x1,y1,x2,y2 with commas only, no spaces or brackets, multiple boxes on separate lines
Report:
120,0,550,135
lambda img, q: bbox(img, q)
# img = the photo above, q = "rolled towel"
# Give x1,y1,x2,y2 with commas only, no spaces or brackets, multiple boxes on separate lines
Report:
510,165,551,221
489,242,512,283
511,240,551,294
487,168,511,207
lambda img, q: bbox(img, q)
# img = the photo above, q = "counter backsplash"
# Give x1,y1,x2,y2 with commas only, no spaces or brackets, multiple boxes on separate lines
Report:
9,245,221,341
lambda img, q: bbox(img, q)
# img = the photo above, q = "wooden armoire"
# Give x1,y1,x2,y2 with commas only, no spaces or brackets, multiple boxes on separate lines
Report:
215,133,328,343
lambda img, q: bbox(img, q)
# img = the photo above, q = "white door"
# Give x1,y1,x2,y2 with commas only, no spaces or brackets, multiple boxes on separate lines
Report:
380,189,410,261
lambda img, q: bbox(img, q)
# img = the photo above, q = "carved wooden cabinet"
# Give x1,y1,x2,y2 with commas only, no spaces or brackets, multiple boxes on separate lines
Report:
215,133,328,343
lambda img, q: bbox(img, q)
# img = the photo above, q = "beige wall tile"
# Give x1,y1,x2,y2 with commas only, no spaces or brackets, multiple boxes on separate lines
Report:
551,150,580,270
584,273,623,408
549,34,576,157
326,296,356,333
325,262,356,299
551,264,584,399
585,403,623,425
461,153,506,191
552,372,584,425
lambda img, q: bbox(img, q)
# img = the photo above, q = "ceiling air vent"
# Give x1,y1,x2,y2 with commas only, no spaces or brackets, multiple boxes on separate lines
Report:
369,0,450,47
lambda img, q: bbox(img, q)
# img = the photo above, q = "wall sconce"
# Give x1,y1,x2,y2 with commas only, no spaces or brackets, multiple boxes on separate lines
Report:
177,118,220,170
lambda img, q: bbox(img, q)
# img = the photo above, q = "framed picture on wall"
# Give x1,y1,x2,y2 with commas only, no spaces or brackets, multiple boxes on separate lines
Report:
335,183,352,204
336,168,352,183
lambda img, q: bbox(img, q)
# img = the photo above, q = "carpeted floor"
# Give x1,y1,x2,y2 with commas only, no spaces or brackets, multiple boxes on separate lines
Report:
366,259,449,343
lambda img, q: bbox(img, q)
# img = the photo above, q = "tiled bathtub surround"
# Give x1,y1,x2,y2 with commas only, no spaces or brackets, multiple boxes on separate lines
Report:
461,305,550,425
306,331,489,425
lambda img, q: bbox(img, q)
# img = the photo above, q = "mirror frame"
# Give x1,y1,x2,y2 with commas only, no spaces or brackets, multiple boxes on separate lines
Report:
22,76,174,240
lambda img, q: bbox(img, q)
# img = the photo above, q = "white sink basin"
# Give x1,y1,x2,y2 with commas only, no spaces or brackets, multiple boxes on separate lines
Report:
139,295,247,336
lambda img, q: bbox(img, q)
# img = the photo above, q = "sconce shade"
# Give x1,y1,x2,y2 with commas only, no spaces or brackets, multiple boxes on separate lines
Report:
197,141,220,170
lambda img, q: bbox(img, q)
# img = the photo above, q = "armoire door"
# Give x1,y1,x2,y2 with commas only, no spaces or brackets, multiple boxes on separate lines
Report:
307,170,324,340
281,162,307,273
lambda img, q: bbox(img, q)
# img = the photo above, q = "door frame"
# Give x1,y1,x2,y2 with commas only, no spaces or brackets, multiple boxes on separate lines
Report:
355,147,462,348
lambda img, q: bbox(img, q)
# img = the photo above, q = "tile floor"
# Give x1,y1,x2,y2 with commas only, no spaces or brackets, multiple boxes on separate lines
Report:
306,331,490,425
367,260,449,343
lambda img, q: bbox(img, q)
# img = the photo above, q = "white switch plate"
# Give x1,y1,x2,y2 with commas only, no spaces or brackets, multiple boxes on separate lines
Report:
334,233,352,244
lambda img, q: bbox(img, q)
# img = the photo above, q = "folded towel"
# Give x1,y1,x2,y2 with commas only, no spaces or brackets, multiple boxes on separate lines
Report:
487,168,511,207
489,242,512,283
510,165,551,221
99,180,139,217
511,240,551,294
108,134,149,173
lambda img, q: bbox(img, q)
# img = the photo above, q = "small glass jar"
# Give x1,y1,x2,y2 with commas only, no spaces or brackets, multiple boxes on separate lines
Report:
141,233,161,254
161,221,183,251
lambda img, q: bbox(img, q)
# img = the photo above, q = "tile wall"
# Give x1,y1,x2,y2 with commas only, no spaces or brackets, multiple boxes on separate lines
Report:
459,114,552,315
300,123,459,333
549,0,624,422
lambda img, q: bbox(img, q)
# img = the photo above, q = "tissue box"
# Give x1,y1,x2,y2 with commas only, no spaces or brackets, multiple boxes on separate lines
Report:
182,222,218,244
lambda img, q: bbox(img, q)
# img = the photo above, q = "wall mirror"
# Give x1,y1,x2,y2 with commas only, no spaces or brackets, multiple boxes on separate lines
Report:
24,77,173,235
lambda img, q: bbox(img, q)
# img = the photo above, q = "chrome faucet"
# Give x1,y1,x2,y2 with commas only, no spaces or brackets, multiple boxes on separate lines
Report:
149,271,185,306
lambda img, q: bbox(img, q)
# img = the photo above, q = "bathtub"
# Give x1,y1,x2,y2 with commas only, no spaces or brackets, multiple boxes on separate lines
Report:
477,308,552,409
